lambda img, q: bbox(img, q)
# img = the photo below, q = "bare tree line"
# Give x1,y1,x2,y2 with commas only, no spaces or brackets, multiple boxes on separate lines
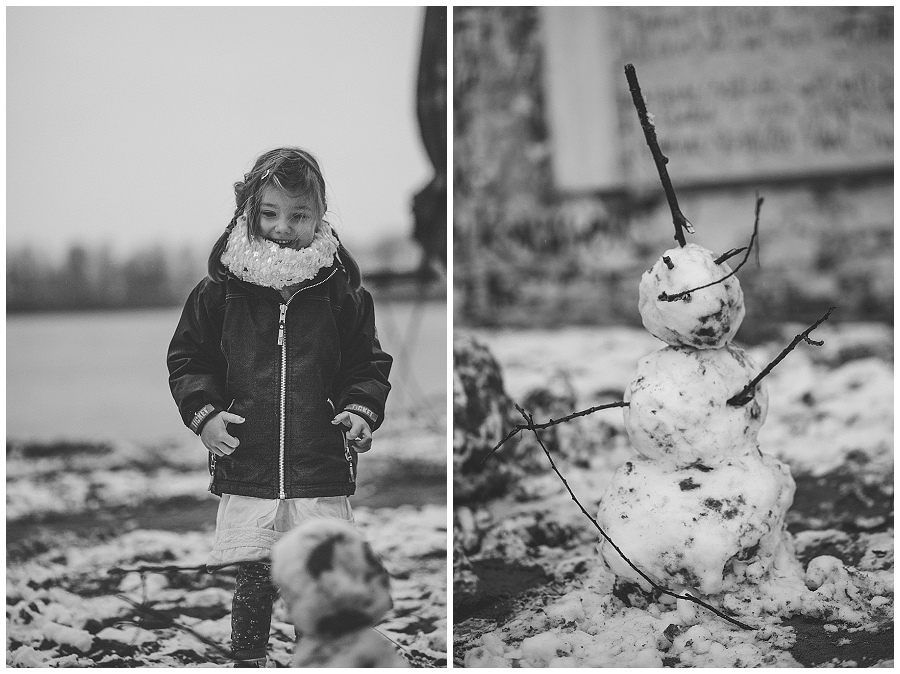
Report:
7,235,440,314
7,244,205,313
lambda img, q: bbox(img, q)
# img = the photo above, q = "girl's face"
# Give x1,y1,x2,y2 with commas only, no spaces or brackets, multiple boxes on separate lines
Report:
257,185,321,249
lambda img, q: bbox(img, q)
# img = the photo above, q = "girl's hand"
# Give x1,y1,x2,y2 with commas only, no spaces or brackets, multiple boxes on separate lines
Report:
201,411,245,457
332,411,372,453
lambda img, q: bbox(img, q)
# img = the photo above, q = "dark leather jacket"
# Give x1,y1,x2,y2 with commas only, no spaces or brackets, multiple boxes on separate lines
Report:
167,262,392,499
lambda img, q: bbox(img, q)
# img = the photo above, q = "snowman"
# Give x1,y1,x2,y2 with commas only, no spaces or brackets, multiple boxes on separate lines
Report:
271,519,408,667
596,242,796,600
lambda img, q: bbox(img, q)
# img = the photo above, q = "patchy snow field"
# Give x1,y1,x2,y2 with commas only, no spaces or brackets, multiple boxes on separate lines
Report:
7,412,447,668
455,323,893,667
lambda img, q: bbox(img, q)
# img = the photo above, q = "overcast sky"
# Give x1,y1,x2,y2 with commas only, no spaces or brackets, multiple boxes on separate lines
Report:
7,6,432,260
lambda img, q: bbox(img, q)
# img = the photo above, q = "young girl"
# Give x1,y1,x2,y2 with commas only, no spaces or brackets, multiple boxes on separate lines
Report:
167,147,392,667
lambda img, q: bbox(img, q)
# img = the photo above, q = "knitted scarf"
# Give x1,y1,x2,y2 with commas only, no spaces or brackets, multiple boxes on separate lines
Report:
220,214,339,290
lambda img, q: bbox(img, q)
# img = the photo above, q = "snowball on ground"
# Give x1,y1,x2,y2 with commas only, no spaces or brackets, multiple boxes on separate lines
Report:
639,244,745,349
624,344,767,465
805,555,846,591
596,453,795,596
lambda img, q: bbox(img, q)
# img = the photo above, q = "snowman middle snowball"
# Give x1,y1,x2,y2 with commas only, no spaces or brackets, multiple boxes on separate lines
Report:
624,343,768,465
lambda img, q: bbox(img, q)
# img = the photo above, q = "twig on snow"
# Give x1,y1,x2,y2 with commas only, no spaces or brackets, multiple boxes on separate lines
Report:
108,563,236,576
116,593,234,659
373,628,414,660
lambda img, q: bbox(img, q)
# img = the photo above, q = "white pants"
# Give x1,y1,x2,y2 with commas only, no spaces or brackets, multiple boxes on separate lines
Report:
207,494,353,567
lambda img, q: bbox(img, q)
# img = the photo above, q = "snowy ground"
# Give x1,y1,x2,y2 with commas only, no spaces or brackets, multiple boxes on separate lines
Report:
454,322,893,667
7,412,448,668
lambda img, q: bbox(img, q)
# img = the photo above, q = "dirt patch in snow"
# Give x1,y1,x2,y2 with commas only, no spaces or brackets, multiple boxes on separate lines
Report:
785,616,894,667
789,462,893,538
454,560,552,624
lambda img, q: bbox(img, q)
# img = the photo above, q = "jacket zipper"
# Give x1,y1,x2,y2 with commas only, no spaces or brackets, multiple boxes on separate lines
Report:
277,302,289,499
276,268,338,499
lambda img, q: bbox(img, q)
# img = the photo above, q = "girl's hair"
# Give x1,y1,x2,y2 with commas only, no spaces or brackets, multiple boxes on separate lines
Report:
208,147,361,288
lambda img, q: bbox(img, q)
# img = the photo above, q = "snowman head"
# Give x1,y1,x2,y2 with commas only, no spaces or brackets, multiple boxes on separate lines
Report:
638,243,745,349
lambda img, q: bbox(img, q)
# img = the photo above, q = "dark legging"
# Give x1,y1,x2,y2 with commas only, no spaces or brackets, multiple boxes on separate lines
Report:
231,562,278,662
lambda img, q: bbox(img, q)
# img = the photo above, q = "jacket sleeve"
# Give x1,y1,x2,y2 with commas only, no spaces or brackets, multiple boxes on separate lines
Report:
334,285,393,431
167,278,230,430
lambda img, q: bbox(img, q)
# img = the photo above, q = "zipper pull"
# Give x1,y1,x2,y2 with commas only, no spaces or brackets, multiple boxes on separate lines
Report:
277,304,287,345
345,446,356,483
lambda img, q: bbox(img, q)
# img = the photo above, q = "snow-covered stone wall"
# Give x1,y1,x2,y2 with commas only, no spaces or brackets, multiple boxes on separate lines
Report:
453,7,893,335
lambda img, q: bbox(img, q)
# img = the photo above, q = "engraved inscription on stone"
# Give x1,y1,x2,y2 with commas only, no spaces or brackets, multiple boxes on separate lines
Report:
615,7,893,185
